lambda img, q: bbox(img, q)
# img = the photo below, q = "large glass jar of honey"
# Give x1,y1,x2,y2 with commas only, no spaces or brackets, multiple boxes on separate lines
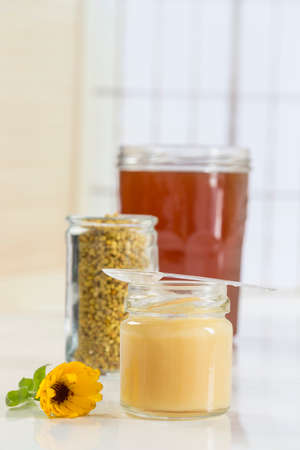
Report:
118,146,250,334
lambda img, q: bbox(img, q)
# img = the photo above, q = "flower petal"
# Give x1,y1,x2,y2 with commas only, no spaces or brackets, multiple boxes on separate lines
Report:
69,395,96,413
72,381,102,397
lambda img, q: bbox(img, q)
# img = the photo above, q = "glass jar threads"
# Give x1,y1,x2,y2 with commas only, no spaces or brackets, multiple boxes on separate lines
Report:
118,275,232,419
65,214,158,373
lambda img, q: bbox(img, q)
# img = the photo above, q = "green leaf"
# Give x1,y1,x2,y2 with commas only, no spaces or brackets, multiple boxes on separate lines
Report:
32,365,47,392
18,377,34,391
6,388,29,407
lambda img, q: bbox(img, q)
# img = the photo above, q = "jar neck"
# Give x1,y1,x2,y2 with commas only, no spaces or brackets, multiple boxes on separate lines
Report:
125,282,230,317
66,214,158,231
119,145,250,173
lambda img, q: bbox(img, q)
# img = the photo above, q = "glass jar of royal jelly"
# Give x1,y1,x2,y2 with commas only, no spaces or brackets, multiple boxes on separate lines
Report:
111,271,232,419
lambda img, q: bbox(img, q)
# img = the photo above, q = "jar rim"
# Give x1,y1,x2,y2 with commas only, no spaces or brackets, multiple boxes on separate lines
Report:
66,214,158,228
128,280,227,297
119,145,251,173
145,280,226,287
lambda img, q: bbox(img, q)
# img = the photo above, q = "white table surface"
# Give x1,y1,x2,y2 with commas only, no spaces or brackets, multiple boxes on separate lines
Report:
1,290,300,450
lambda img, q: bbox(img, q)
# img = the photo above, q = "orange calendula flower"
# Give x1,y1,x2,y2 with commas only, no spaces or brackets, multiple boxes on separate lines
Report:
36,362,102,418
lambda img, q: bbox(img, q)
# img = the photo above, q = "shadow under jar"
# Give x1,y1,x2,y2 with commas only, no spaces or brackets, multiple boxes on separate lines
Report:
120,280,232,419
65,215,158,373
119,145,250,335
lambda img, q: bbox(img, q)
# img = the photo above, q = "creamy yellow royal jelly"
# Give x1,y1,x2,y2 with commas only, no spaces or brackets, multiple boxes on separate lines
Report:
120,283,232,419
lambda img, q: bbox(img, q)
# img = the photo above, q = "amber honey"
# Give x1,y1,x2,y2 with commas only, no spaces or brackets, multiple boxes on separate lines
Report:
119,170,248,334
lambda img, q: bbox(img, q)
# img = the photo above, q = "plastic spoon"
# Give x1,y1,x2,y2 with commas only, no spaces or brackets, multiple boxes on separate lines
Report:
103,269,276,293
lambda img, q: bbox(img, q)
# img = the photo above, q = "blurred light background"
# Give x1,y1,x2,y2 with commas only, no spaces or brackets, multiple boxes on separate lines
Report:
1,0,300,312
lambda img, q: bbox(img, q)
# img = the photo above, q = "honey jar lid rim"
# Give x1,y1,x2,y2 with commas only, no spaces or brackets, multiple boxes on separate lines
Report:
118,145,251,172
